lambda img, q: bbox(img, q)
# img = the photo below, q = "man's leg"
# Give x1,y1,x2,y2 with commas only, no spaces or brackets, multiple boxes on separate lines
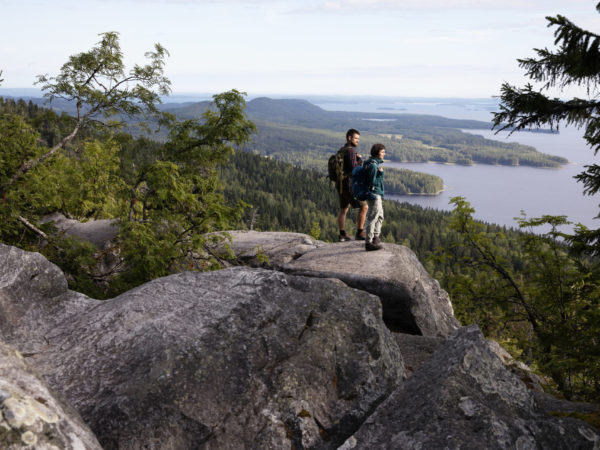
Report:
338,206,349,232
337,189,352,241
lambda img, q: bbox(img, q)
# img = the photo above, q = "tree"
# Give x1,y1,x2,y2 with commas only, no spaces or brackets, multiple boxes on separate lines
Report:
113,89,256,289
492,3,600,255
446,5,600,399
445,197,600,400
0,32,170,242
0,33,256,296
5,32,170,192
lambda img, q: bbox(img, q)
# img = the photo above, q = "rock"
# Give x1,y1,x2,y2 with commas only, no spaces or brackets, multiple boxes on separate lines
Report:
283,240,459,337
0,243,100,355
0,341,102,450
211,231,458,337
344,325,600,449
41,212,118,248
486,338,549,393
532,390,600,417
212,230,326,267
30,267,405,449
393,333,444,377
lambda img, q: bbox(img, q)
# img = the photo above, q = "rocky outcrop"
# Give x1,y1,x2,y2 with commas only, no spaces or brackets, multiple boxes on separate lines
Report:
0,243,100,354
285,242,458,337
0,341,102,449
220,231,459,337
341,325,600,449
1,237,598,450
393,333,444,377
27,267,403,449
217,230,326,267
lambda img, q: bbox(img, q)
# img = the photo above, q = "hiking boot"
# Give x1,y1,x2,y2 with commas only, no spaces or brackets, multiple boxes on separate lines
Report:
355,230,366,241
365,241,382,251
373,236,381,246
339,231,352,242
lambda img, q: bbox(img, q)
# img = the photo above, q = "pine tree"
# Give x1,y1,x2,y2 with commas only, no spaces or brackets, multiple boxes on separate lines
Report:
492,2,600,255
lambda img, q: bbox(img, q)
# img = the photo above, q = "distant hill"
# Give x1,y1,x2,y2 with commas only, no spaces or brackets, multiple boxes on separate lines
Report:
245,97,329,121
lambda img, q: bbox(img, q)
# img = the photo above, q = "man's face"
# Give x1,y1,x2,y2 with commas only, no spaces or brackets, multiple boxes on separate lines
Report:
348,133,360,147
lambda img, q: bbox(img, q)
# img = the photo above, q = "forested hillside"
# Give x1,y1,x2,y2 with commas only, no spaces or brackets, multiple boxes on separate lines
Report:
174,97,568,168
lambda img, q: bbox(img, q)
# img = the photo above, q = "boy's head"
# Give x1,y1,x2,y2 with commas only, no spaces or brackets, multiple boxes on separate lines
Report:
370,143,386,158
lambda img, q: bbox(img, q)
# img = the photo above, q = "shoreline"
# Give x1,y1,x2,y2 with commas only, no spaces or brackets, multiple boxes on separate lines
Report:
388,188,446,197
388,159,566,169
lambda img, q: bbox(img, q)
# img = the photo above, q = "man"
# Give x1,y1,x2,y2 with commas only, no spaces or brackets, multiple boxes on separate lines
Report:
363,143,386,251
337,129,368,241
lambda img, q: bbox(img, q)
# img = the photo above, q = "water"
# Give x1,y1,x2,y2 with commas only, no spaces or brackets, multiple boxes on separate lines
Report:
312,96,498,121
315,98,599,232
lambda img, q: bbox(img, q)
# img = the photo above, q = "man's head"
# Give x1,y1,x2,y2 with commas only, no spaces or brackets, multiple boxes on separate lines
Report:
370,143,386,159
346,128,360,147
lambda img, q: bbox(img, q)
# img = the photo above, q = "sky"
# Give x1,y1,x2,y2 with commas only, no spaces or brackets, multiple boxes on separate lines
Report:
0,0,598,99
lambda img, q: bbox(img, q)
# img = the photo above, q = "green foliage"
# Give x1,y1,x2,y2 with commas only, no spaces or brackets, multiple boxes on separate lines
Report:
105,89,255,292
0,35,255,298
493,4,600,254
444,197,600,401
385,167,443,195
0,114,48,245
23,139,125,219
309,221,321,240
41,235,104,298
36,31,171,123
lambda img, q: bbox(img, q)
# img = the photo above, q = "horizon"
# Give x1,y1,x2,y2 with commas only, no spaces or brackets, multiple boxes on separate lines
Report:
1,1,596,99
0,87,499,102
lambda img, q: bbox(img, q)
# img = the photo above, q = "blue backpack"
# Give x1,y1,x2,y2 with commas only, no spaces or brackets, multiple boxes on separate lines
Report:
351,161,374,201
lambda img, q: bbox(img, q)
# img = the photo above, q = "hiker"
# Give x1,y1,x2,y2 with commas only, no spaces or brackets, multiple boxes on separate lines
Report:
336,129,368,241
364,143,386,251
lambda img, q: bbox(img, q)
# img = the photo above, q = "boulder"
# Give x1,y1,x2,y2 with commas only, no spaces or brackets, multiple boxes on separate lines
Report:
213,230,325,268
341,325,600,449
30,267,405,449
211,232,458,337
283,240,459,337
0,243,100,355
0,341,102,449
393,333,444,377
41,212,118,248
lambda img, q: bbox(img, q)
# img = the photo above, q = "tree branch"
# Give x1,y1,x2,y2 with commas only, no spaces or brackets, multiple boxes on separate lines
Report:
18,215,47,239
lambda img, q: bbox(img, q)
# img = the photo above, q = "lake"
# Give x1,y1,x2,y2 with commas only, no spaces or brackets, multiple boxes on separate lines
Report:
315,98,599,232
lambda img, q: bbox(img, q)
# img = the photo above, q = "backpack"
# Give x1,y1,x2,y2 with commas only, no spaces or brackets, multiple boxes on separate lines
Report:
351,161,374,201
328,148,346,192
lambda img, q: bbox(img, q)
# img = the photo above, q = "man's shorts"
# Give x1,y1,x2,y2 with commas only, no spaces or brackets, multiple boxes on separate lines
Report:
339,188,367,209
